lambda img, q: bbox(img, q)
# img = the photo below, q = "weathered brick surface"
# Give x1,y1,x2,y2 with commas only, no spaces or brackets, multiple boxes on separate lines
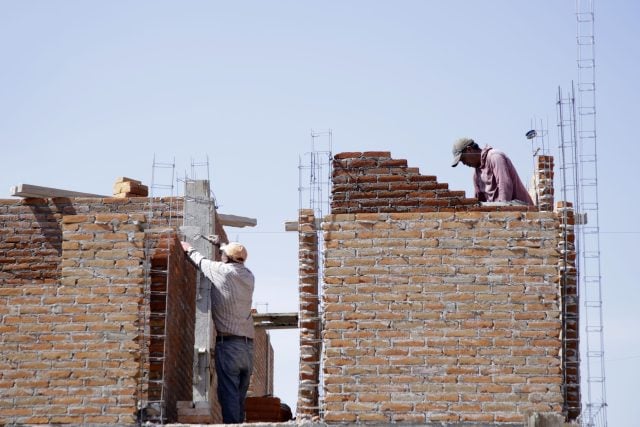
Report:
322,211,564,424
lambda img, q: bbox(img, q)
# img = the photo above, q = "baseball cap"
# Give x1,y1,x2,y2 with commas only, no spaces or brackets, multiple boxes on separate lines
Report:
221,242,248,262
451,138,475,167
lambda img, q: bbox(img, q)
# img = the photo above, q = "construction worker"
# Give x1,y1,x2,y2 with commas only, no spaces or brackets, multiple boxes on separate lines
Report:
181,239,255,424
451,137,534,205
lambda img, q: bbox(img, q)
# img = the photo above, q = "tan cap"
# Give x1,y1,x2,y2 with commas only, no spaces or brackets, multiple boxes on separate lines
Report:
222,242,248,263
451,137,475,167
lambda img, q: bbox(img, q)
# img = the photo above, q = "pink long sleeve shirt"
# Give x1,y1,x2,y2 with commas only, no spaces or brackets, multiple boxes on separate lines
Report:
474,146,534,205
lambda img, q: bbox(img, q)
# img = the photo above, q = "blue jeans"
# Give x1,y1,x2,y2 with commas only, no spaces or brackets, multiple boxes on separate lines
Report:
215,337,254,423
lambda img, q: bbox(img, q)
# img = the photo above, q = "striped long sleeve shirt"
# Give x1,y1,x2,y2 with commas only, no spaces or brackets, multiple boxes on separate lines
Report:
188,250,255,339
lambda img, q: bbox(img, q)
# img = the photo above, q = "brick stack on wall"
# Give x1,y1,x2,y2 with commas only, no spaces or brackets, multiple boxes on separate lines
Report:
319,151,569,424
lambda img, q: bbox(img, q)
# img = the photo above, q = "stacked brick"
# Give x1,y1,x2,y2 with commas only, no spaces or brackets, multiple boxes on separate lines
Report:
556,201,580,421
245,396,285,422
332,151,478,214
535,156,555,212
297,209,321,420
112,177,149,198
322,211,563,424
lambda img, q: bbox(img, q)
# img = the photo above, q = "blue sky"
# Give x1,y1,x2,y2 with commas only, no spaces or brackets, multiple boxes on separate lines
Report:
1,1,638,425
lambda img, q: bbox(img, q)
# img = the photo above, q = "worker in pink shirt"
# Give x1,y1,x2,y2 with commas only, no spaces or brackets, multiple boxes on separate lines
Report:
451,137,534,205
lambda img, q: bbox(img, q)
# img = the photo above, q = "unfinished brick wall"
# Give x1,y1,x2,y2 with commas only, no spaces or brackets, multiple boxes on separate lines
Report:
318,151,571,424
322,211,563,424
332,151,477,214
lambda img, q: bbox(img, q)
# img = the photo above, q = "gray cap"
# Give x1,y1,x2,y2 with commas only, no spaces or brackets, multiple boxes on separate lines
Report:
451,137,475,167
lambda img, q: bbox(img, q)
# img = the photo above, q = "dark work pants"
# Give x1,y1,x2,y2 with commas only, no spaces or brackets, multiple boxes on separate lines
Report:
215,337,254,424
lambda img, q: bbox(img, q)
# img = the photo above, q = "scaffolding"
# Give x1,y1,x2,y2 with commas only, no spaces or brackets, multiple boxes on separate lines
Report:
575,0,607,425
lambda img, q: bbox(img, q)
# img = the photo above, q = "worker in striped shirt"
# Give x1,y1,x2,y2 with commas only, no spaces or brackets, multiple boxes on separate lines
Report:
182,239,255,424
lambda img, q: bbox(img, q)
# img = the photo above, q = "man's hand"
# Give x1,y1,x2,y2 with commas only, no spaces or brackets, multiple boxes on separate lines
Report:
204,234,221,245
181,241,193,252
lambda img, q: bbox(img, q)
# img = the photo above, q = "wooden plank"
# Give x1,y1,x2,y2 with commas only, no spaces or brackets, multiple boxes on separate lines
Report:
217,213,257,228
10,183,106,198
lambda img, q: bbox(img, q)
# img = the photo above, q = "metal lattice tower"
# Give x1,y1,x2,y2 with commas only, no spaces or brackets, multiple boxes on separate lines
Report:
576,0,607,425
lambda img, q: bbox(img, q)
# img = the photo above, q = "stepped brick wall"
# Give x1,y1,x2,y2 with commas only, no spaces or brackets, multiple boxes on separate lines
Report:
331,151,478,214
319,152,574,424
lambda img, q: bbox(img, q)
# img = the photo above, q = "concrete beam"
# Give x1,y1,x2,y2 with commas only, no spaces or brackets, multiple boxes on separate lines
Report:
253,312,298,329
217,213,257,228
10,183,106,198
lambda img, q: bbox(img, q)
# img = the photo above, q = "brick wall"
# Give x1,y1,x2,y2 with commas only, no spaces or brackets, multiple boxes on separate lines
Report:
332,151,478,214
153,234,198,422
0,197,185,425
249,327,274,397
317,152,571,424
322,211,563,424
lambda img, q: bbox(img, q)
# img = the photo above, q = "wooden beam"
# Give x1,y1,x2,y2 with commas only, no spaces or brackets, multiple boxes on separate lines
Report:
253,312,298,329
10,183,106,198
217,213,257,228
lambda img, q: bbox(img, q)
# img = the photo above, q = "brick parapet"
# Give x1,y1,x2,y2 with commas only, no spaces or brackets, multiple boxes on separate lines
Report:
321,211,563,424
